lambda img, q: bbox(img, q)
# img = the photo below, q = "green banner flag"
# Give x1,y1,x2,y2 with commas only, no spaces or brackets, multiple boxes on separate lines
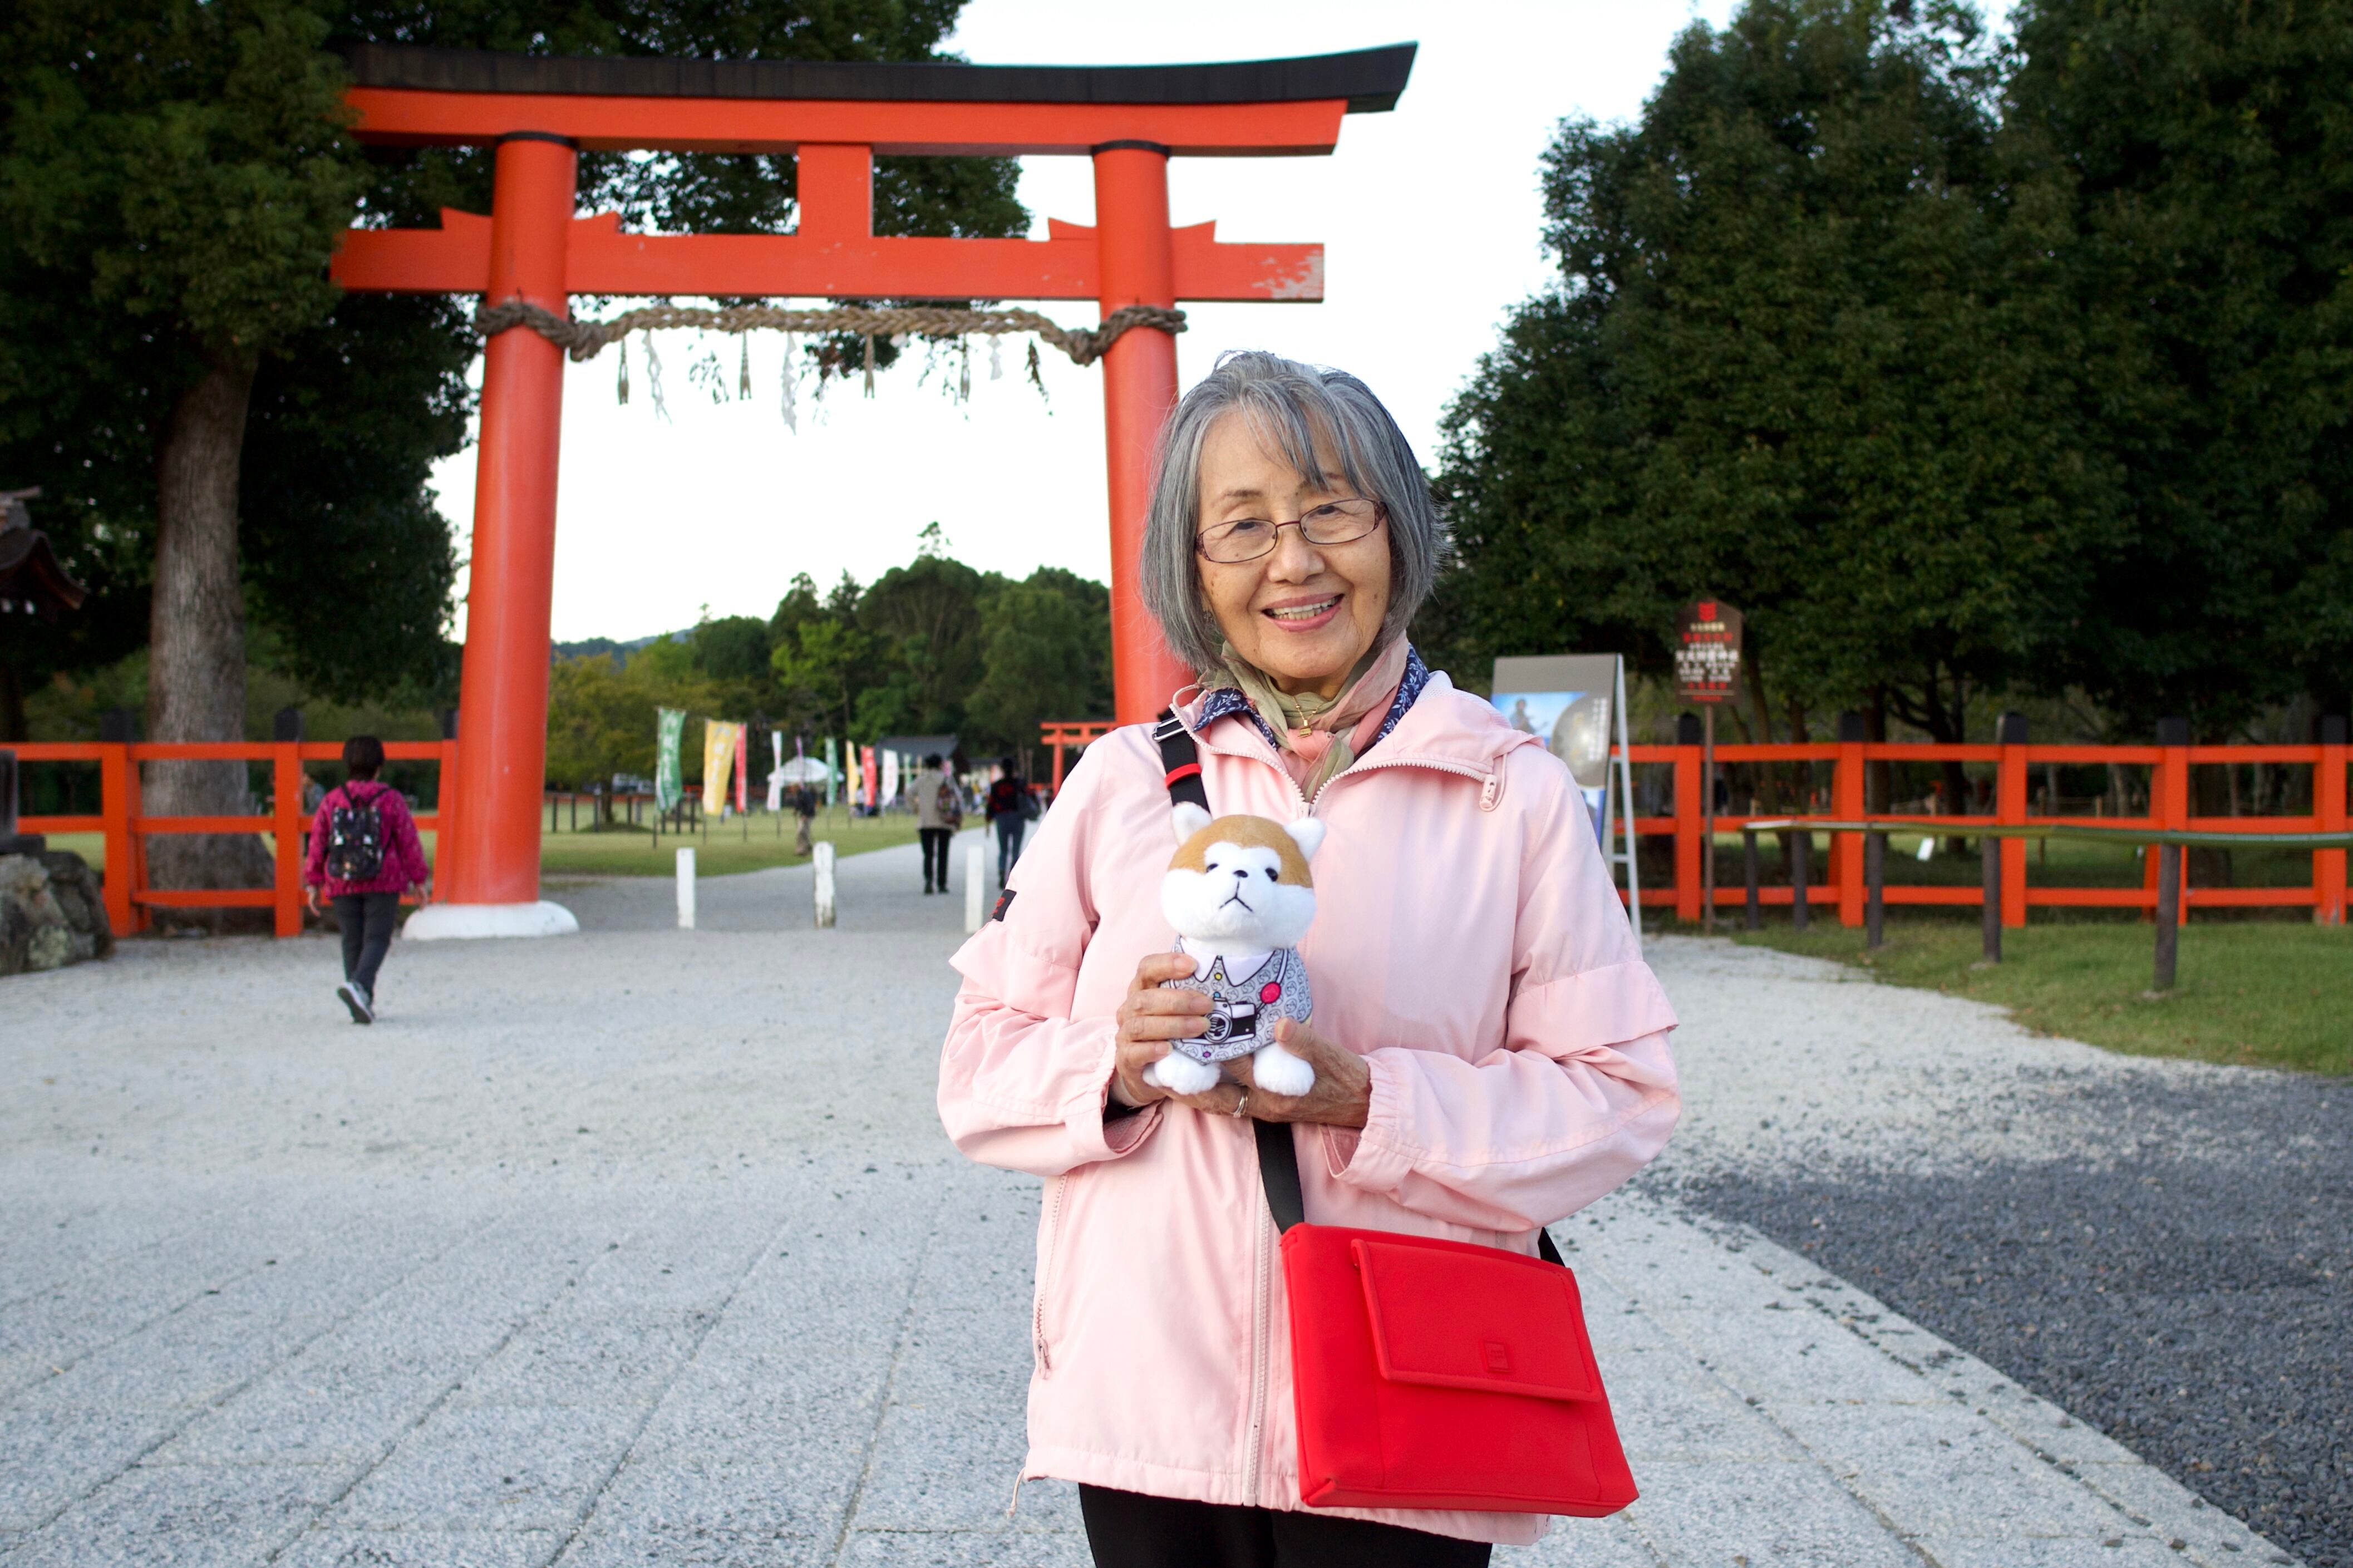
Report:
824,736,838,807
656,707,686,812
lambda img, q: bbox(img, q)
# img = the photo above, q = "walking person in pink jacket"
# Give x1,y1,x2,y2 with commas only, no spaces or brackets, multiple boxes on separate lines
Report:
938,352,1682,1566
302,736,431,1024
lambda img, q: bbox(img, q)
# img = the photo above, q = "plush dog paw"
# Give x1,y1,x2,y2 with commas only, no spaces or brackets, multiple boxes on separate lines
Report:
1144,1053,1222,1097
1250,1044,1315,1098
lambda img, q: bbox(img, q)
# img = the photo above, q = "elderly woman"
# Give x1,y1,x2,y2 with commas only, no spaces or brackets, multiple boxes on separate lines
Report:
938,352,1680,1567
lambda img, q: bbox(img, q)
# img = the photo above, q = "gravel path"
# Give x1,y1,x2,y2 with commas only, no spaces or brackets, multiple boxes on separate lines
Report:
0,850,2312,1567
1644,937,2350,1568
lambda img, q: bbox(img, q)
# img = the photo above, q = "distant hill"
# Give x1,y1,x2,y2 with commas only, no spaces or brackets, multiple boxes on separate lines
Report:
552,632,678,667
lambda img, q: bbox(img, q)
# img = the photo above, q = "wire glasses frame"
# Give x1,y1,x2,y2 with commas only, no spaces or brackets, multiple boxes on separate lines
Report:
1194,497,1387,564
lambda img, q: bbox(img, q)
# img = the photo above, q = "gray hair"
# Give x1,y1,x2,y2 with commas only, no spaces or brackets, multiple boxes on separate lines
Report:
1139,350,1449,675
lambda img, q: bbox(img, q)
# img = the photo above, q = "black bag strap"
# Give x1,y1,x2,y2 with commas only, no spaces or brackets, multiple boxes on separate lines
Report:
1158,707,1566,1270
1252,1117,1564,1265
1154,708,1210,813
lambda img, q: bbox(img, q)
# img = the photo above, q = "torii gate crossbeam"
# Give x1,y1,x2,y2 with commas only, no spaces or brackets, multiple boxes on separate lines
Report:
331,43,1413,936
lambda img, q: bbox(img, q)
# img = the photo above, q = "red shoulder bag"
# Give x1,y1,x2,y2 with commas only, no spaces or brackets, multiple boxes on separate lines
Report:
1150,708,1636,1518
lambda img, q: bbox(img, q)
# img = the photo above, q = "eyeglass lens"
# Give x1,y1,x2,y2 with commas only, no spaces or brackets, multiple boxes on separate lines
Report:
1198,499,1381,563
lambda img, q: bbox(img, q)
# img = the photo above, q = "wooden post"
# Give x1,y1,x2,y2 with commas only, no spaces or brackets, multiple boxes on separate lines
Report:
2153,841,2181,990
272,743,304,938
1701,704,1716,934
1865,830,1885,949
2150,717,2190,921
1997,711,2028,928
2316,716,2346,925
1743,827,1760,930
1791,829,1810,933
1981,832,2001,963
99,707,144,933
1674,713,1703,923
1835,712,1867,926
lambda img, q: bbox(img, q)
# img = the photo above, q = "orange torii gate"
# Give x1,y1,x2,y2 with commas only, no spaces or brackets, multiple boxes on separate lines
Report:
330,43,1414,936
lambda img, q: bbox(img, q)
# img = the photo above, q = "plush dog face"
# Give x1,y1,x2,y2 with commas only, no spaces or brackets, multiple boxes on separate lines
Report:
1161,806,1324,950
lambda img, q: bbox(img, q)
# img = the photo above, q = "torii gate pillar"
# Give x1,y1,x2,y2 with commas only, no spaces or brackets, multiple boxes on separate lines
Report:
1092,144,1193,722
419,134,583,935
333,43,1415,935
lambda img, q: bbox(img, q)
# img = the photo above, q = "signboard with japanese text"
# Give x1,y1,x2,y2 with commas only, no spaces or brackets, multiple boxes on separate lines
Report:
1675,599,1743,703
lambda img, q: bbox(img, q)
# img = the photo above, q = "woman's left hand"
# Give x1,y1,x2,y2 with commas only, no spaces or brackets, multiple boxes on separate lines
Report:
1231,1019,1373,1130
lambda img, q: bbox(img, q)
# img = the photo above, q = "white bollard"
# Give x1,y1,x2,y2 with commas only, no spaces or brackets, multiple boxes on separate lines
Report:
813,841,836,928
964,841,986,934
676,846,696,929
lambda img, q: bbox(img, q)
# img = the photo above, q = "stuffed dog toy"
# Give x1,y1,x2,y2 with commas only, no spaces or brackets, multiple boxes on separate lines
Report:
1144,802,1322,1098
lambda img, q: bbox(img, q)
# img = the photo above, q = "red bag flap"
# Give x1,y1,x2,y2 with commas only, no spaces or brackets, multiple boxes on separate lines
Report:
1351,1235,1601,1402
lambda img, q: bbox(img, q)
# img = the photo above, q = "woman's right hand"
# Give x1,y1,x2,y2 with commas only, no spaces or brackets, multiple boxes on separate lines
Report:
1112,953,1244,1116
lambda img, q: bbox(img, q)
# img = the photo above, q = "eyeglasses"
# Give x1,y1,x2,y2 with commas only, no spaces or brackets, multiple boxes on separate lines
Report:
1194,497,1386,564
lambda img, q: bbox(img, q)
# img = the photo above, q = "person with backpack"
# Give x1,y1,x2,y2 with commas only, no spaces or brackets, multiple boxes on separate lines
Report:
302,736,431,1024
914,752,961,895
984,755,1037,884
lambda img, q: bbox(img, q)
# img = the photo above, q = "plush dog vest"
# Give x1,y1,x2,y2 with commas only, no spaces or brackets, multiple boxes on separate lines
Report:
1164,946,1313,1067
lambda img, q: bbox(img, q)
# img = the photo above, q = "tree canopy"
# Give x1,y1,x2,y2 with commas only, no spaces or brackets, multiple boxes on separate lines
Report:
1433,0,2352,743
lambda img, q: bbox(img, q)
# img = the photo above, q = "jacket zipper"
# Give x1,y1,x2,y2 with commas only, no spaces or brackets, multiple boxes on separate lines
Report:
1033,1174,1069,1375
1242,1191,1273,1502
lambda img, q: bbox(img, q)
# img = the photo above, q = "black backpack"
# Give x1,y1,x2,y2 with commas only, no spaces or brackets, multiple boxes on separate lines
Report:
325,785,387,882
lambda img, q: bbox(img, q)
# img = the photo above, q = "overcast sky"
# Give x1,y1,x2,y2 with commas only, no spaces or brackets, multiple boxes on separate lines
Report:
424,1,1852,643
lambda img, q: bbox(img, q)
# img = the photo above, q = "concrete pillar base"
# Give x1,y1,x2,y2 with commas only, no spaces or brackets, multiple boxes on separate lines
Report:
403,901,579,941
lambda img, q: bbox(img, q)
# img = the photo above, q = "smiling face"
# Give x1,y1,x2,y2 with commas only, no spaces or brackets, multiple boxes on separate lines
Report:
1194,411,1392,699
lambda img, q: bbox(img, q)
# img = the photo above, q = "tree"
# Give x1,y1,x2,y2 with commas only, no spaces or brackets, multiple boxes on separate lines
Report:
966,569,1113,760
3,0,371,902
2008,0,2353,737
1435,0,2110,812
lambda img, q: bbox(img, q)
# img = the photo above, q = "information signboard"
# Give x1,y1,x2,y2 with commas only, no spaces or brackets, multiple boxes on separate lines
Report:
1490,653,1640,949
1675,599,1743,703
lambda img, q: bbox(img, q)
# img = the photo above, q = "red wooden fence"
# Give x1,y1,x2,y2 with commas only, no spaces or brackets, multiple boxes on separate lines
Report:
12,740,456,938
1625,735,2349,926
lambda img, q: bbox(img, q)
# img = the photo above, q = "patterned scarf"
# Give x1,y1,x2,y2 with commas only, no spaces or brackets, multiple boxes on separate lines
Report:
1204,635,1412,801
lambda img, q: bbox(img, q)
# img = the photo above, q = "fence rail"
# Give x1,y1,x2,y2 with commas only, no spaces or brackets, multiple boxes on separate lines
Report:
10,740,455,938
1618,732,2349,927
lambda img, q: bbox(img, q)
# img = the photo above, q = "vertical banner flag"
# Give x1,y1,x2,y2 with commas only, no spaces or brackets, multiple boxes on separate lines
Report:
824,738,839,807
767,731,786,812
880,748,900,808
734,723,750,815
860,746,879,812
703,721,740,815
656,708,686,812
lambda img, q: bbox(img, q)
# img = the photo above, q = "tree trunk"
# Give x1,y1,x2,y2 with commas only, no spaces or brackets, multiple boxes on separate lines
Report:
1,660,24,743
144,348,274,929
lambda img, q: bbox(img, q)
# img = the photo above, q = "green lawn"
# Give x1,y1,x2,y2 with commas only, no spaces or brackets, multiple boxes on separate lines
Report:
37,809,921,884
535,809,919,878
1723,918,2351,1076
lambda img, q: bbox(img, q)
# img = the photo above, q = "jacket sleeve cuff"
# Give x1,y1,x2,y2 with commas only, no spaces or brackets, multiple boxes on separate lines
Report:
1059,1028,1163,1163
1328,1051,1416,1196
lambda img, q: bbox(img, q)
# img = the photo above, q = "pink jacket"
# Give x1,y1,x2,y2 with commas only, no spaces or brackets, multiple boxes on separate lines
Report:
937,672,1681,1546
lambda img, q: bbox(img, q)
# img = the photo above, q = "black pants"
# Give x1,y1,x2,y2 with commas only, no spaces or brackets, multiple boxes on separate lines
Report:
993,815,1026,882
1078,1486,1491,1568
332,892,400,994
919,827,952,890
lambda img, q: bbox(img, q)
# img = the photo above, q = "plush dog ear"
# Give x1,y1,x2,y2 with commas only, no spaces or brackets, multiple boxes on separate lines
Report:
1283,817,1326,862
1171,802,1213,844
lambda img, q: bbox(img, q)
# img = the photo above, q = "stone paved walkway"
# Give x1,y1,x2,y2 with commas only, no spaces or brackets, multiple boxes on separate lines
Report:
0,834,2299,1566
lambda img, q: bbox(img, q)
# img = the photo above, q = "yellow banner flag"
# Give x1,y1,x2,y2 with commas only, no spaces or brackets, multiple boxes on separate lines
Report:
702,721,740,815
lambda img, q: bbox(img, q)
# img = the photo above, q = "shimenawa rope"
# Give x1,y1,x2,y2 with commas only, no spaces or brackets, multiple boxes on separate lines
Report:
471,300,1185,367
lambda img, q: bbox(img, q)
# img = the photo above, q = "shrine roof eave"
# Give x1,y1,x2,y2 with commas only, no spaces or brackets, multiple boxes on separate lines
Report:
342,42,1416,113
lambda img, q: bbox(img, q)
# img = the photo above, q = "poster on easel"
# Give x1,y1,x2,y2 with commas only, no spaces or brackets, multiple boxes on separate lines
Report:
1491,654,1641,950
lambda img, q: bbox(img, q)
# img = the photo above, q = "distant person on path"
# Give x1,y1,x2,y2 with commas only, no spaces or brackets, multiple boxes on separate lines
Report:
937,353,1681,1565
794,784,817,856
302,736,430,1025
984,755,1036,883
916,753,960,894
